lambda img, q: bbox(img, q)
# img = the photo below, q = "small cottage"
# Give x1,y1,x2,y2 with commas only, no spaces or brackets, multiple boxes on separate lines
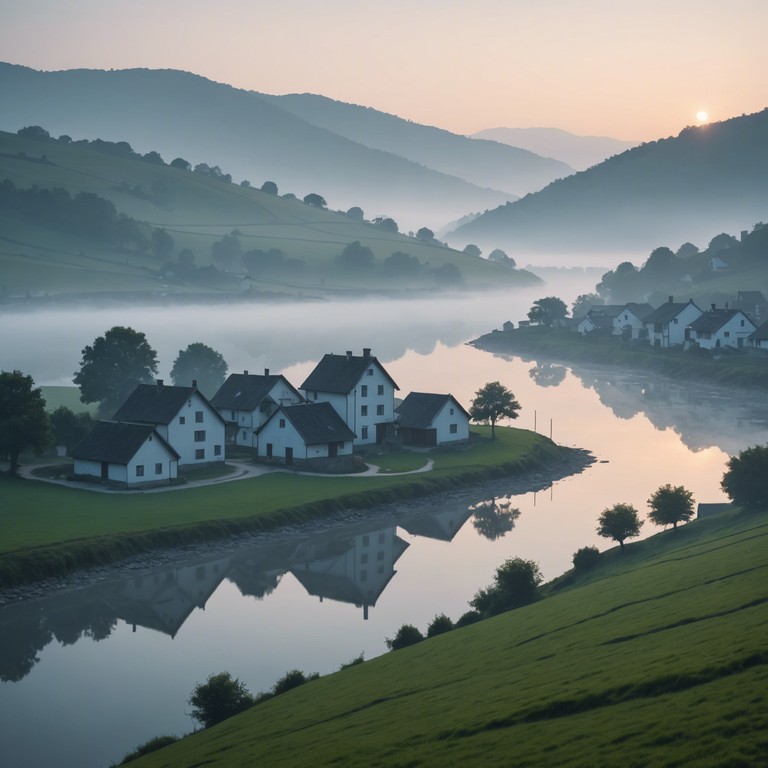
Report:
396,392,470,447
686,306,756,350
643,297,704,348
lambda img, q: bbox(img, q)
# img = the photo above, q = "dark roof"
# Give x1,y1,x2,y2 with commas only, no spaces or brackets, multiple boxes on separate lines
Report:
211,373,301,411
749,320,768,340
259,402,356,444
689,309,750,334
396,392,469,429
621,302,655,320
737,290,767,304
72,420,179,464
586,304,624,318
113,383,225,425
300,352,399,394
581,314,614,331
644,300,701,326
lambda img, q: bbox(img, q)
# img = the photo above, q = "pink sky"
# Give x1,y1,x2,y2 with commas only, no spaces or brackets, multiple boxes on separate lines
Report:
2,0,766,141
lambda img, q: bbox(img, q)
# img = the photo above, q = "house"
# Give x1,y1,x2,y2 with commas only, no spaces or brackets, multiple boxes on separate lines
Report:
749,321,768,351
735,290,768,322
395,392,470,447
112,380,226,468
612,302,654,339
709,255,729,272
686,306,757,350
575,305,624,336
255,401,356,471
643,297,703,348
72,420,179,487
211,369,303,448
300,348,399,445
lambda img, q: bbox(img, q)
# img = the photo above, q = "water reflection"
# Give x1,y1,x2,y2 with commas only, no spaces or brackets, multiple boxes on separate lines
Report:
469,497,522,540
528,363,567,388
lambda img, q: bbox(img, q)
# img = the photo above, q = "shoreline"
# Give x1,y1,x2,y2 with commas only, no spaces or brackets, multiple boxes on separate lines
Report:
0,447,595,605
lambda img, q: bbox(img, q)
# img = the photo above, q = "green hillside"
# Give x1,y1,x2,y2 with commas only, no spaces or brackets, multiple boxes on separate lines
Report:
127,509,768,767
0,130,538,299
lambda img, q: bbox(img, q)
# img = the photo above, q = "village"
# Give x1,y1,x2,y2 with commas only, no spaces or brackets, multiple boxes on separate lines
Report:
70,348,472,488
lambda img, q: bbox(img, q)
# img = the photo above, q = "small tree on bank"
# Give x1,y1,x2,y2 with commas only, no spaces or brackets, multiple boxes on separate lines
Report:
648,484,695,528
721,445,768,509
469,381,521,439
188,672,254,729
470,557,542,616
597,503,643,550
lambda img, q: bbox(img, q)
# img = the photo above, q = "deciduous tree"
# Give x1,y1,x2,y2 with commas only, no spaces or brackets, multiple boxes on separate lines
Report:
470,557,542,616
597,503,643,550
469,381,520,439
188,672,254,729
170,343,228,397
527,296,568,327
303,193,326,208
647,484,695,528
721,445,768,508
0,371,52,475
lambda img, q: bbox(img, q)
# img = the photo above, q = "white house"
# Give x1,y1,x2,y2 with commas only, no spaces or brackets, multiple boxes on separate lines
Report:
300,348,399,446
211,370,303,448
112,380,226,468
574,305,623,336
687,306,757,350
643,297,704,348
255,401,356,471
395,392,470,447
612,303,654,339
72,420,179,487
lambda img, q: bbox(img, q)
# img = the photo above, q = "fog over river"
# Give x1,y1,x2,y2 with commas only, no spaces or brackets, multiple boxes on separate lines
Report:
1,282,765,768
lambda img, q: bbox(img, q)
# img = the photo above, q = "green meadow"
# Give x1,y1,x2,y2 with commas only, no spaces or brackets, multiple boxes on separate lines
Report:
125,507,768,767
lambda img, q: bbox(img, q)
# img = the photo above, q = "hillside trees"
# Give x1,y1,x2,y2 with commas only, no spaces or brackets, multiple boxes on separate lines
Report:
0,370,52,476
150,228,175,260
470,557,542,616
303,193,326,208
647,484,695,528
260,181,278,195
597,503,643,550
170,343,228,397
336,240,374,271
50,406,93,453
463,244,482,257
188,672,254,729
469,381,520,439
721,445,768,508
527,296,568,327
211,234,242,271
74,327,158,413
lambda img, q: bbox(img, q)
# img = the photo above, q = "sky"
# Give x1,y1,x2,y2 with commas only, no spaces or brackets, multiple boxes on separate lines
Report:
2,0,766,141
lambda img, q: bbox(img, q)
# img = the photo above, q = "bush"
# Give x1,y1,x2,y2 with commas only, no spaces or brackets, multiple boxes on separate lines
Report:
572,546,600,571
455,610,482,628
188,672,254,729
426,613,453,637
118,735,179,764
470,557,542,616
339,653,365,670
386,623,424,650
272,669,318,696
721,445,768,508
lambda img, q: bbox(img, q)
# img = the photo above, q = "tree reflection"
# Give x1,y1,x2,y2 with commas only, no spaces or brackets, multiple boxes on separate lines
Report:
470,497,521,540
528,363,567,388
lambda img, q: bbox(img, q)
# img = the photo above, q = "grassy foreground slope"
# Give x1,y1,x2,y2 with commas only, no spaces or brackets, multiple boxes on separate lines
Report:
132,510,768,767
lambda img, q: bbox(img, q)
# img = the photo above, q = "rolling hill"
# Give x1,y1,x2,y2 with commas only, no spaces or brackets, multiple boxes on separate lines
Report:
0,63,517,232
452,110,768,262
0,129,538,300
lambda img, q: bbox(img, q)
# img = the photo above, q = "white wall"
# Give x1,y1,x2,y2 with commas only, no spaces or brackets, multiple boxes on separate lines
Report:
166,392,225,465
433,399,470,444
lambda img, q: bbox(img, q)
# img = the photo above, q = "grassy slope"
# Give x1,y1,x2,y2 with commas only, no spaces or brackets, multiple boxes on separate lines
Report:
0,131,536,296
129,508,768,767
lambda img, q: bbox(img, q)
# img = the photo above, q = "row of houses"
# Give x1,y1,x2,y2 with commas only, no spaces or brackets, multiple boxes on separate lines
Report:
72,348,471,487
576,294,768,351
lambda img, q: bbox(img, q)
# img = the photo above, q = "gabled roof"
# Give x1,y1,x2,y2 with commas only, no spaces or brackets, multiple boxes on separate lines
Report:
586,304,625,318
112,383,225,425
72,420,180,464
689,308,753,334
396,392,470,429
259,402,356,444
580,314,613,331
749,320,768,340
211,372,301,411
644,299,701,326
300,351,399,394
619,302,655,321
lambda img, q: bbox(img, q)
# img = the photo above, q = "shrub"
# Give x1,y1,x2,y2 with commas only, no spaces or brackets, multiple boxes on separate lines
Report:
385,623,424,650
455,610,482,628
339,653,365,670
572,546,600,571
272,669,318,696
426,613,453,637
118,735,179,764
470,557,542,616
188,672,254,729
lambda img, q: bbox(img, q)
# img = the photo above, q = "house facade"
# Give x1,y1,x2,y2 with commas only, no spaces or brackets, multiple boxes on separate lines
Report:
255,401,356,471
686,307,757,350
72,421,179,487
211,370,303,448
612,303,654,339
112,381,226,468
300,348,399,446
643,298,703,348
396,392,470,447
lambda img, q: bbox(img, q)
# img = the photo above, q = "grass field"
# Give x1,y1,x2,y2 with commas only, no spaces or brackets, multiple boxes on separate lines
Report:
124,507,768,767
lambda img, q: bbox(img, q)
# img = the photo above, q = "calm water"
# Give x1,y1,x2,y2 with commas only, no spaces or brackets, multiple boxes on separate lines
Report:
1,288,765,768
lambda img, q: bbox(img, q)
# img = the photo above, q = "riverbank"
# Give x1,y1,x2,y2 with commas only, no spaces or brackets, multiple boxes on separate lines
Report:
471,326,768,390
0,428,594,592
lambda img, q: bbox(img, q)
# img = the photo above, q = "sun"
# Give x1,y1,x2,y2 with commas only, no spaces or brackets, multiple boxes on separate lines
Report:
696,110,709,123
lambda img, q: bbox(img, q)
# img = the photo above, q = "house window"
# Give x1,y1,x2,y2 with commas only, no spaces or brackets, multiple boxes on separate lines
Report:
179,416,186,425
136,465,144,477
214,445,221,456
242,430,246,440
231,411,235,420
673,318,678,324
450,423,458,434
361,405,368,416
450,407,455,415
377,384,384,395
155,463,162,475
195,410,204,423
361,385,368,397
195,448,205,460
740,320,745,327
361,426,368,440
367,368,373,376
279,418,286,428
194,430,206,442
724,331,730,338
376,404,384,416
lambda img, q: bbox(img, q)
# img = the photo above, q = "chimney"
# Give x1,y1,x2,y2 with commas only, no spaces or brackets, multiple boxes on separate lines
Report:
346,350,352,360
711,303,716,311
725,301,729,310
264,368,270,376
156,379,163,389
243,370,248,377
363,347,371,358
192,379,198,389
668,295,674,304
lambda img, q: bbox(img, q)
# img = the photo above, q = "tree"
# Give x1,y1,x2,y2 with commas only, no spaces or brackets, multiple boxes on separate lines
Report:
470,557,542,616
416,227,434,241
597,503,643,550
272,669,318,695
240,179,251,188
382,251,422,278
150,228,174,260
170,157,191,171
572,292,604,318
336,240,374,271
426,614,453,637
260,181,278,195
142,150,164,165
469,381,520,439
0,371,53,476
303,193,326,208
375,217,399,233
49,406,93,453
188,672,254,729
385,624,423,650
647,484,695,528
463,244,482,257
572,546,600,571
177,248,196,272
346,206,364,221
488,248,516,268
170,343,228,397
211,234,242,271
721,445,768,508
527,296,568,327
471,497,520,540
17,125,51,140
73,327,158,413
433,263,464,287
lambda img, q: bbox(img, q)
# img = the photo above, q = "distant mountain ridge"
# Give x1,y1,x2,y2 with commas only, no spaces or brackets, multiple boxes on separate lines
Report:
471,127,638,171
452,109,768,261
0,63,557,231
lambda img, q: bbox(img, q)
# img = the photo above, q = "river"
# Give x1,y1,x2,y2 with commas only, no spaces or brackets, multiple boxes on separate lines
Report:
1,284,765,768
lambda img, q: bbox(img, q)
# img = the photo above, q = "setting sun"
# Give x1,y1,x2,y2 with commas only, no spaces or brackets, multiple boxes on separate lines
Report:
696,110,709,123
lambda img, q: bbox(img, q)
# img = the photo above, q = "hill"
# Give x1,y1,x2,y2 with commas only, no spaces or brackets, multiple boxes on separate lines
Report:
452,110,768,261
126,508,768,767
0,63,515,232
0,129,539,300
259,93,572,195
471,126,638,171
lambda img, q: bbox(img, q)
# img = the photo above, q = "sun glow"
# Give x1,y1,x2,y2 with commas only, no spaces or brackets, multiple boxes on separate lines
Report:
696,110,709,123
